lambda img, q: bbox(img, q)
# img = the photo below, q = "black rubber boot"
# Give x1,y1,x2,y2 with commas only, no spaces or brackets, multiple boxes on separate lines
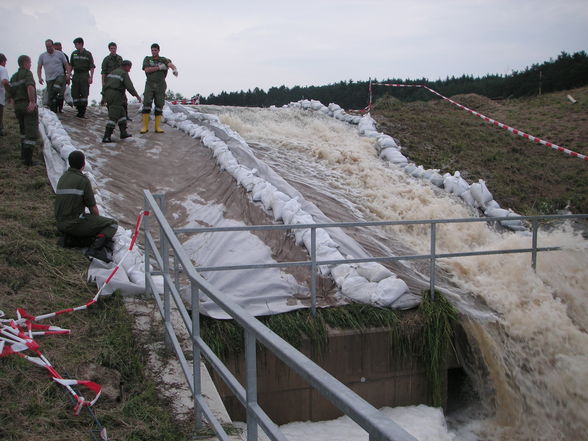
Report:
85,247,111,263
119,122,132,139
23,149,34,166
102,126,114,143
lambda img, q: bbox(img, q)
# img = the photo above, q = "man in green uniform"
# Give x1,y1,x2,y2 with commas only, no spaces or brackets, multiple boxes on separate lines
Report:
101,60,142,143
55,150,118,262
9,55,38,166
141,43,178,134
70,37,95,118
53,42,70,113
101,42,131,120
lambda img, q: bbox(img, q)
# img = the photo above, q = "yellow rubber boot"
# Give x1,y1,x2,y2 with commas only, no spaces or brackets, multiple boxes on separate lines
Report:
154,115,165,133
140,114,150,134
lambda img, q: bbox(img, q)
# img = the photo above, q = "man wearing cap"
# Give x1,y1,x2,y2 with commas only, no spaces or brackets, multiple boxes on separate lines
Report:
37,39,70,113
9,55,38,166
70,37,95,118
101,42,131,121
55,150,118,262
140,43,178,134
101,60,142,142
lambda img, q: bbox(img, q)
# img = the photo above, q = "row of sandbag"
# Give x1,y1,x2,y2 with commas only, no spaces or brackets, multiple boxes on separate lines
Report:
287,99,525,231
37,108,155,291
163,105,420,310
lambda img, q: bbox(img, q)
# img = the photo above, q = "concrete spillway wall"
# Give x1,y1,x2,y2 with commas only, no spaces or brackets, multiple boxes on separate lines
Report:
211,326,462,424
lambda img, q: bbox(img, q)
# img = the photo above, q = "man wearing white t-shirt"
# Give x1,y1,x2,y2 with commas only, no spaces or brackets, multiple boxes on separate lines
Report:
0,53,10,136
37,39,70,113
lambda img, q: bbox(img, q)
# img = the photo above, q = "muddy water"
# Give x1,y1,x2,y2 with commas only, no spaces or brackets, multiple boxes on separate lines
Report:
198,105,588,441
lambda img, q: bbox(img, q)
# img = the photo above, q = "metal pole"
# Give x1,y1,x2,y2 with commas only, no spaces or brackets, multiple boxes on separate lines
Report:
143,194,151,298
160,194,171,348
430,222,437,300
531,219,538,271
245,331,258,441
191,282,203,431
310,227,317,316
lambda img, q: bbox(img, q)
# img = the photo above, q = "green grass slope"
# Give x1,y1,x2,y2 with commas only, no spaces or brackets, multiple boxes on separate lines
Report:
372,86,588,214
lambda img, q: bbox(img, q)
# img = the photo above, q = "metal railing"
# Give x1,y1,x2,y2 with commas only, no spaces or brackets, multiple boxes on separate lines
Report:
144,189,587,441
143,190,419,441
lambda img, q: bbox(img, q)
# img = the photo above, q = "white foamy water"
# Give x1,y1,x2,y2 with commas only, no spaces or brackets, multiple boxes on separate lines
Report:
200,105,588,441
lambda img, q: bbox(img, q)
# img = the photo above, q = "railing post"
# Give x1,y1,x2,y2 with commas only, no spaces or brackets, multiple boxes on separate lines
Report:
311,226,317,316
160,194,171,348
143,193,151,298
430,222,437,301
245,330,258,441
531,219,538,271
191,282,203,431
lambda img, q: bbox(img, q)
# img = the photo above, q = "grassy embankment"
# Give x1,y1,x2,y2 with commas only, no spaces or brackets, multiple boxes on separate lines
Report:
0,108,190,441
372,86,588,215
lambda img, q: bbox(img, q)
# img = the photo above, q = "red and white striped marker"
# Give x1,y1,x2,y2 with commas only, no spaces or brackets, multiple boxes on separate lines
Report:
372,83,587,161
0,210,149,415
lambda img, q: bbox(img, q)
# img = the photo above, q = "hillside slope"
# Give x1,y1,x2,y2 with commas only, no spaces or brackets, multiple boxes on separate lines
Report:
371,86,588,214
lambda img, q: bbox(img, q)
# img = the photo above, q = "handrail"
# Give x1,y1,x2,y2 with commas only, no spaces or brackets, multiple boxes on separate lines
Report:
143,190,419,441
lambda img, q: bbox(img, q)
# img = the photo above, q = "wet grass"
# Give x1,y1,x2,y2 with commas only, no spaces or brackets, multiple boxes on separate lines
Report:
372,86,588,215
0,107,190,440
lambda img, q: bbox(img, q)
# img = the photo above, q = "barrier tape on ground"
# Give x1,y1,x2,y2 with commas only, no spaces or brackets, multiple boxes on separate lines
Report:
0,210,149,416
169,98,200,105
372,82,587,161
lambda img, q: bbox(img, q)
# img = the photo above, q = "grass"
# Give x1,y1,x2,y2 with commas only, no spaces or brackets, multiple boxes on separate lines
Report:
0,107,191,440
372,86,588,215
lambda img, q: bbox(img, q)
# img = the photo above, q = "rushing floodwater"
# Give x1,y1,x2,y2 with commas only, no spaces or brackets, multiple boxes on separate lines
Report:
198,105,588,441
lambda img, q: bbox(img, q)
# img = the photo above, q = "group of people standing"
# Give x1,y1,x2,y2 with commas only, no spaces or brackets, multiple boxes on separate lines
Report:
0,38,179,167
0,38,180,262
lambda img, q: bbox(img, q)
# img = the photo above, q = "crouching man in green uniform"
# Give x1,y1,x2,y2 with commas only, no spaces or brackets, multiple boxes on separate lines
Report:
140,43,178,134
55,150,118,262
101,60,142,142
9,55,38,166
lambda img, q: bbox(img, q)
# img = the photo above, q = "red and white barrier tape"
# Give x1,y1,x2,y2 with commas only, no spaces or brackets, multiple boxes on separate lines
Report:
0,210,149,415
372,83,587,161
169,98,200,105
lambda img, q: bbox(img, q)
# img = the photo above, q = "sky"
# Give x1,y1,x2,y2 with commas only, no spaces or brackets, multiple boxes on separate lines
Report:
1,0,587,104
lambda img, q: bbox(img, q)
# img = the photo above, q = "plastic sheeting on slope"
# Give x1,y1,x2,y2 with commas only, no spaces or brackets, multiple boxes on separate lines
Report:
164,104,421,312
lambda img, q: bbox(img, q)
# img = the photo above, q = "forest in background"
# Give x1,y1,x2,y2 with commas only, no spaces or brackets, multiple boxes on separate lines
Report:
197,51,588,108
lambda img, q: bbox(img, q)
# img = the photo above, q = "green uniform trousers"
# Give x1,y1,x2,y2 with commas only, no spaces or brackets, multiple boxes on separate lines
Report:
14,105,38,154
104,90,127,129
142,81,166,116
71,72,90,109
58,214,118,240
47,75,66,111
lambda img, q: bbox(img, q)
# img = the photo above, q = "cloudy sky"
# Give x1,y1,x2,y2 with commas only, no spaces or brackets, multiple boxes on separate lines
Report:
2,0,587,103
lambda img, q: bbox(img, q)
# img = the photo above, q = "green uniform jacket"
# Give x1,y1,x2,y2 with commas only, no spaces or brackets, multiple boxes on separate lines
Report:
55,168,96,230
142,56,171,83
9,68,36,108
70,49,95,73
102,67,139,97
101,54,123,75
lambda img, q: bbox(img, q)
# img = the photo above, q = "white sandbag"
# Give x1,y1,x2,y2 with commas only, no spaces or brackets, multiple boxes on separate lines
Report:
404,163,417,175
500,211,525,230
341,276,377,304
301,228,338,250
310,100,323,111
64,86,73,106
328,103,342,112
252,181,269,201
470,180,493,208
452,172,470,196
484,207,510,218
281,198,302,224
380,148,407,165
486,199,500,209
377,135,398,150
389,292,422,310
460,189,477,208
372,277,409,307
331,264,355,286
410,165,426,179
260,183,278,210
428,172,445,187
356,262,393,282
270,191,291,221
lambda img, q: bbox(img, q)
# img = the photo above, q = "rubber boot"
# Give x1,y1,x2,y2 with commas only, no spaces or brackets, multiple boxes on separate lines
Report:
84,234,111,263
154,115,164,133
140,113,150,134
119,122,132,139
102,126,114,143
23,148,34,166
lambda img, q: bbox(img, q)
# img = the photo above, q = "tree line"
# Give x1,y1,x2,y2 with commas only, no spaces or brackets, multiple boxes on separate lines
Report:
197,51,588,108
